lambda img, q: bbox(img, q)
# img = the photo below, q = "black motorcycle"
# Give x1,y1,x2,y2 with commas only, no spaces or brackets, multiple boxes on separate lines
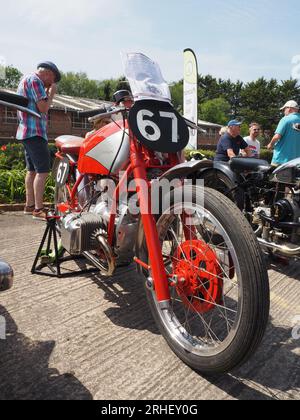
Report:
198,156,300,259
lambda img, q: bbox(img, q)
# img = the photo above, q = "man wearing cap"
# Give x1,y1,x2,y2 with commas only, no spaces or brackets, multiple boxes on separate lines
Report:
16,61,61,220
215,120,251,162
267,100,300,165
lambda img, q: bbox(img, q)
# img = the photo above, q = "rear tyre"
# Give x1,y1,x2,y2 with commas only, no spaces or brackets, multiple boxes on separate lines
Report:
202,170,244,210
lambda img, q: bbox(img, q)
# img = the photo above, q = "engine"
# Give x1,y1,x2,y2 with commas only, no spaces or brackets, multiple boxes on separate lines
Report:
60,178,139,267
61,213,104,255
253,191,300,248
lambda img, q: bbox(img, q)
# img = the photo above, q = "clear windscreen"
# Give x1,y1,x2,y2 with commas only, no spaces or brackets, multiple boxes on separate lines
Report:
122,52,171,103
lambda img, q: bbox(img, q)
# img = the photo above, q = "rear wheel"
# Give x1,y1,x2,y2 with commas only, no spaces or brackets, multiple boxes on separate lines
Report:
141,186,270,374
203,170,244,210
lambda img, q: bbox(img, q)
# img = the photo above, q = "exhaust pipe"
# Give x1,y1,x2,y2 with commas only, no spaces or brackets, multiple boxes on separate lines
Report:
257,238,300,257
83,233,115,277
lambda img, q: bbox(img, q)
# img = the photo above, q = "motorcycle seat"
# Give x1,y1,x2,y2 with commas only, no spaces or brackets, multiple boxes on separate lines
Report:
55,135,84,155
230,158,271,173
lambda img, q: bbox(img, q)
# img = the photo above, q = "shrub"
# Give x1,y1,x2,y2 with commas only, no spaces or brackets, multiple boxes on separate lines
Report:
0,169,55,204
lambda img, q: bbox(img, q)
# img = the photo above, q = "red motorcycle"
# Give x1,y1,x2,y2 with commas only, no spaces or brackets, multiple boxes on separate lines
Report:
52,54,269,374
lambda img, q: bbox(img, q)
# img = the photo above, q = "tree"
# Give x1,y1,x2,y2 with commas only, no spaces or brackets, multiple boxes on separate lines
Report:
200,97,231,125
170,80,183,112
240,78,279,129
219,79,244,118
58,72,102,99
0,66,23,89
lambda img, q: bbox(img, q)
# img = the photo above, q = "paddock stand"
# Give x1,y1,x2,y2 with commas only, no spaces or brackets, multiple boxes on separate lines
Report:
31,214,99,278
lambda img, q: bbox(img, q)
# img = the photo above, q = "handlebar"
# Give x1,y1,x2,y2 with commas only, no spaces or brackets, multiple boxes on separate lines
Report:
0,91,28,107
88,106,126,123
0,90,41,118
77,108,109,118
183,117,207,133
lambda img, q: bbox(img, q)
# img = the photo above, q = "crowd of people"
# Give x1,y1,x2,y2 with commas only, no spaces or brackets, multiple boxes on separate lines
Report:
215,100,300,165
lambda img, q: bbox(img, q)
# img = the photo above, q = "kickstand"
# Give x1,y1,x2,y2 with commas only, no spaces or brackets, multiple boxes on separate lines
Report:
31,215,99,278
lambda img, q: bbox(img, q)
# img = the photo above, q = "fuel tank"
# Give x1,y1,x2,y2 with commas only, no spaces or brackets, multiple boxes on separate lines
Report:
78,120,130,176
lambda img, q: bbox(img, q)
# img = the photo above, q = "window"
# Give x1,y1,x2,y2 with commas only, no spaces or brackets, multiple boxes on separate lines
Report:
4,107,18,124
71,113,92,130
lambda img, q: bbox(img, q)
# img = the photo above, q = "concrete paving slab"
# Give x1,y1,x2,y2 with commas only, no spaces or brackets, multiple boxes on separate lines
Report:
0,211,299,400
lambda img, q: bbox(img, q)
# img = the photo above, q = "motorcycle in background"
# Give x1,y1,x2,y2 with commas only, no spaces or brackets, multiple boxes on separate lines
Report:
51,53,270,375
200,155,300,260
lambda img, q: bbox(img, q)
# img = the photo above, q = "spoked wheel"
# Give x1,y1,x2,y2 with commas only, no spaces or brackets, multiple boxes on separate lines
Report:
142,186,270,375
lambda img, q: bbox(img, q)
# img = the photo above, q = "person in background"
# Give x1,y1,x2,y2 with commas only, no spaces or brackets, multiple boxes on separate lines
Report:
243,122,261,158
215,120,251,162
219,126,228,137
267,100,300,166
16,61,61,220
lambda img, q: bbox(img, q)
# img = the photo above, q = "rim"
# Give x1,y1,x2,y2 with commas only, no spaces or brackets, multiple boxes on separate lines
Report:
151,202,243,357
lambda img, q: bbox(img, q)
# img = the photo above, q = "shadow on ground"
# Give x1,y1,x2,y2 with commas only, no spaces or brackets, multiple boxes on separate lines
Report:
0,305,93,400
90,266,299,400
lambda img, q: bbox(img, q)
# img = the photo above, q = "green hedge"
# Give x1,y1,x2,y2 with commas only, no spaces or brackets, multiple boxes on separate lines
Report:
0,143,56,204
0,169,55,204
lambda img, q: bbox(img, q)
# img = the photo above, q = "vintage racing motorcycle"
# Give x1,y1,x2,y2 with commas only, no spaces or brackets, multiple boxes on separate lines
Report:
200,154,300,260
52,53,269,374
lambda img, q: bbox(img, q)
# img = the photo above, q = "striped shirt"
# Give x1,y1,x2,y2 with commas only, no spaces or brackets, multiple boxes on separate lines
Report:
16,73,48,141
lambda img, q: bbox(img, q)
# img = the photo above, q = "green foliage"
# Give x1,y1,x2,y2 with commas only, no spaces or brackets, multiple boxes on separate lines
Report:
0,66,23,89
0,169,54,203
170,80,183,112
260,149,273,163
0,143,57,203
58,72,131,102
0,143,26,170
200,97,231,125
58,72,102,99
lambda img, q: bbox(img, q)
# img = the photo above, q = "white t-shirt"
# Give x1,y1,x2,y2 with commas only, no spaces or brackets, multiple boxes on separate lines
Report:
244,136,261,158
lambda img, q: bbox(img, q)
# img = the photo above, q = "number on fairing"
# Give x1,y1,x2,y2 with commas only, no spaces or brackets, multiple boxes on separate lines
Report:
56,159,69,187
128,100,189,153
160,111,178,143
137,110,161,141
137,110,178,143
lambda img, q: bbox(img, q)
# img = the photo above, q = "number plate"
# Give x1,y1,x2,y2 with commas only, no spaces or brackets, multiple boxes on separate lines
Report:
128,100,189,153
55,157,70,187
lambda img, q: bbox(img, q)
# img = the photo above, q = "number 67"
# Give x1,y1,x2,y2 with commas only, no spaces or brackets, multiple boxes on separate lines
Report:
137,110,178,143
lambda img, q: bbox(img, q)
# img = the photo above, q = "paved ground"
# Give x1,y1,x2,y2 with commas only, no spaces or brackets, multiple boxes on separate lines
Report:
0,211,299,400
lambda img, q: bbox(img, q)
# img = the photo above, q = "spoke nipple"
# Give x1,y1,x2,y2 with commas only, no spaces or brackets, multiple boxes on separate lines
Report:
146,277,154,291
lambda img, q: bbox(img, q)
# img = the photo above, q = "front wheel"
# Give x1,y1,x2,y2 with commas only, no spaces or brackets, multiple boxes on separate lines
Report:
141,186,270,375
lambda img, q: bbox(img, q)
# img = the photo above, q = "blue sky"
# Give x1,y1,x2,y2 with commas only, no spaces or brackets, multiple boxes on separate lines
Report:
0,0,300,83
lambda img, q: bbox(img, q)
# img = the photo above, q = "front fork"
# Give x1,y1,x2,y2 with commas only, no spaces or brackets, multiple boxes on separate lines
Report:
130,137,170,306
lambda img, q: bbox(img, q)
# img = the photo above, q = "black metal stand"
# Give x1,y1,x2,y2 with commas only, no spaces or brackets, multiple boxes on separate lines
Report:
31,216,99,278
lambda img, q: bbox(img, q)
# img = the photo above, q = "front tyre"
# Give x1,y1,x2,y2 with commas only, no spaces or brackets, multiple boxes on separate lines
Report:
142,186,270,375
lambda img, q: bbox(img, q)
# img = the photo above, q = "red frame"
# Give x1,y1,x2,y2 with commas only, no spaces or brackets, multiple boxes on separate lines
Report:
55,128,182,303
